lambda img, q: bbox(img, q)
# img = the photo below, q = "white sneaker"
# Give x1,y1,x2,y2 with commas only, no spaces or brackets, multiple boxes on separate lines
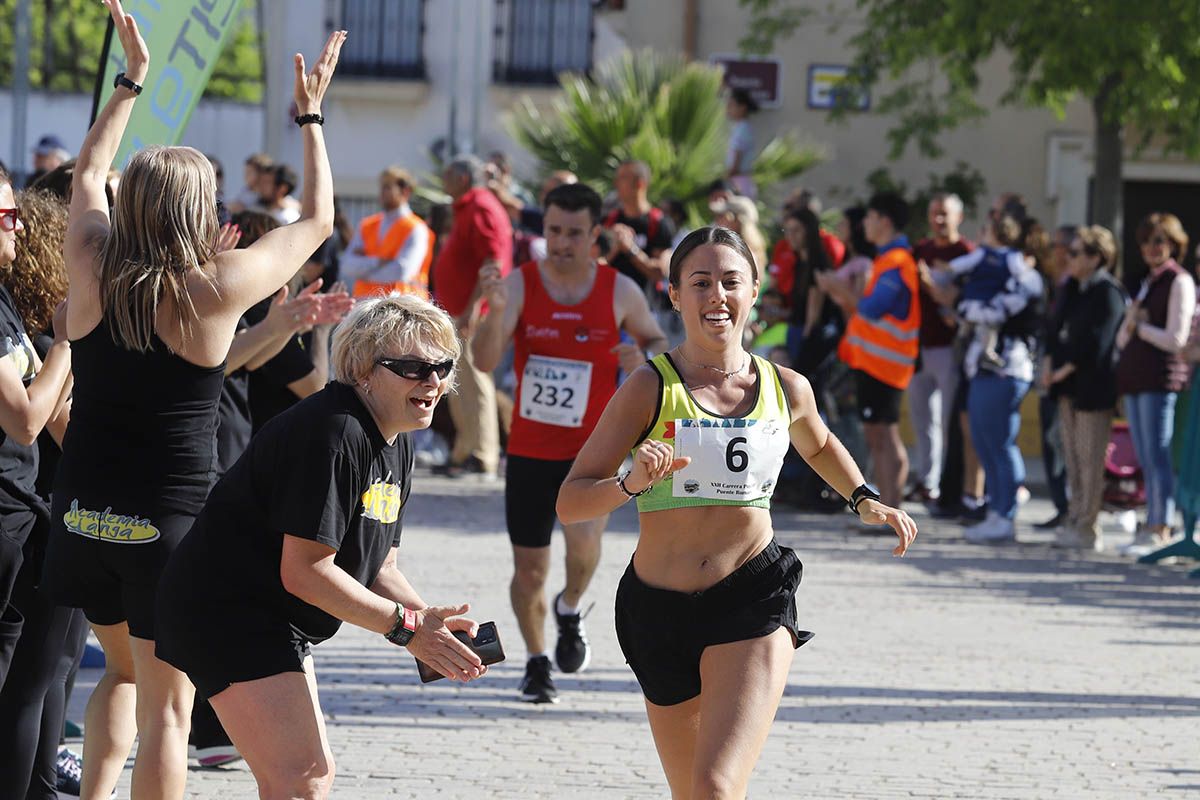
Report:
965,511,1015,543
1119,530,1161,557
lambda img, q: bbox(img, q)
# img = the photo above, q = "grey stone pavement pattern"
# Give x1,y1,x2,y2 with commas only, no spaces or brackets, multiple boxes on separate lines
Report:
71,472,1200,798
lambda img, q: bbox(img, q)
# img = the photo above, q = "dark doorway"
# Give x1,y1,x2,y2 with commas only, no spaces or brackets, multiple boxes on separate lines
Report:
1121,180,1200,292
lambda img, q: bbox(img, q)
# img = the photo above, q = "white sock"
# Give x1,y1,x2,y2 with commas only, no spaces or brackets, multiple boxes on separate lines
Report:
530,651,552,662
556,594,580,617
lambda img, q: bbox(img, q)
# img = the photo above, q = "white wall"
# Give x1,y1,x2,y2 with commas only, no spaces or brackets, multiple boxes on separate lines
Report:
0,89,263,188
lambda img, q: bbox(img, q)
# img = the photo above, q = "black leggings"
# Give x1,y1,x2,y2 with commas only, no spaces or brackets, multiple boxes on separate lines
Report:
0,540,88,799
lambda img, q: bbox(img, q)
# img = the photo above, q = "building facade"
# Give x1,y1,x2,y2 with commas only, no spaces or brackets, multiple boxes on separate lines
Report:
3,0,1196,248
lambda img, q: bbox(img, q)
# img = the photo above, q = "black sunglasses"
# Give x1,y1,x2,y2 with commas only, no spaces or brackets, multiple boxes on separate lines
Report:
376,358,454,381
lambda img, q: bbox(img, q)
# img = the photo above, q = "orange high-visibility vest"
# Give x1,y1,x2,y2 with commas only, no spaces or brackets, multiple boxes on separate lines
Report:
838,246,920,390
352,211,435,299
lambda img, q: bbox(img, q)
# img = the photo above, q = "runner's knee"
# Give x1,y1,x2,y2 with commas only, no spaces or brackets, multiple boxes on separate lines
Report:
258,754,335,800
512,557,549,591
691,769,743,800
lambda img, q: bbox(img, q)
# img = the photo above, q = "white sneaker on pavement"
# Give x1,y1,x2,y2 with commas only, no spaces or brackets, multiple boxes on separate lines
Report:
1118,529,1159,557
965,511,1016,543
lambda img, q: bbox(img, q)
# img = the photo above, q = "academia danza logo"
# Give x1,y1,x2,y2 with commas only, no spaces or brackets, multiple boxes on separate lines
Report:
63,499,161,543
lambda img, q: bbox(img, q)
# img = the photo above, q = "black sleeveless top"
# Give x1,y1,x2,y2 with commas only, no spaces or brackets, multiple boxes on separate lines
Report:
53,318,225,518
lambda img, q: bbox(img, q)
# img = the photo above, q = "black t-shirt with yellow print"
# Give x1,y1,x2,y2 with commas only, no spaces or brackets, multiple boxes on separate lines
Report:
178,380,411,643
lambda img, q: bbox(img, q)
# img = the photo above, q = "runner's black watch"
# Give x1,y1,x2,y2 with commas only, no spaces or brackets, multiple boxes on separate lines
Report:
849,484,882,516
384,603,418,646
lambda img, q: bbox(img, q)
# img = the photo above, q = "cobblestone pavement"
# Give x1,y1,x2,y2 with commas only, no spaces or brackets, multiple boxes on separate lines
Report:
71,472,1200,798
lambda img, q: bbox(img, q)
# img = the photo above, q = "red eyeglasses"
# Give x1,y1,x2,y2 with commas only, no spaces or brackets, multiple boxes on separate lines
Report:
0,209,19,233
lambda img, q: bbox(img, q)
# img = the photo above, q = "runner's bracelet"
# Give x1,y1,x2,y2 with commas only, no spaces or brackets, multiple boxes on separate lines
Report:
616,470,651,498
295,113,325,127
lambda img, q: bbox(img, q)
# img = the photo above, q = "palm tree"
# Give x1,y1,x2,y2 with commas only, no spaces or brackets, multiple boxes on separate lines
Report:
507,49,823,222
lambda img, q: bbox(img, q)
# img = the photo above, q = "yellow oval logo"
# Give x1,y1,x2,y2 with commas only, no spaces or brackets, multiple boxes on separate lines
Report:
62,499,161,544
361,481,402,524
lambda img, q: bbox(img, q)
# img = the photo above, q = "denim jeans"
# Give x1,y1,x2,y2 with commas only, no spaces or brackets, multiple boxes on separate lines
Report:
967,373,1032,519
1123,391,1178,528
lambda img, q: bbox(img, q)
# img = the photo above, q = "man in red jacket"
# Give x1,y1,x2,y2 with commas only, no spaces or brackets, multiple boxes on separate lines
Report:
432,155,513,478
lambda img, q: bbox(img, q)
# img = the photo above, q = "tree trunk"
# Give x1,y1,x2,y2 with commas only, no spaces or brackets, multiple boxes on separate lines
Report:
1090,77,1123,240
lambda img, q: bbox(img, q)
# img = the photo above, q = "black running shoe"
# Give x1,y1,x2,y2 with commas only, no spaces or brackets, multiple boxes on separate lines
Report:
553,591,591,674
518,655,559,704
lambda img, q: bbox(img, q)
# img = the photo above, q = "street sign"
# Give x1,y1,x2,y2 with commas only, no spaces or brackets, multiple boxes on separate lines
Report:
807,64,870,111
710,54,782,109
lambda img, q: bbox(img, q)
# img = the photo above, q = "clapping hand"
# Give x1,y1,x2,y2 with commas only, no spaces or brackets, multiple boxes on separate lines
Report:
313,281,354,327
856,499,918,557
214,222,242,254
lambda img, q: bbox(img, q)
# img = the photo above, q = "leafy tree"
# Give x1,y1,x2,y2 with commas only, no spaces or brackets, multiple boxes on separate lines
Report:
0,0,263,101
507,49,823,223
739,0,1200,237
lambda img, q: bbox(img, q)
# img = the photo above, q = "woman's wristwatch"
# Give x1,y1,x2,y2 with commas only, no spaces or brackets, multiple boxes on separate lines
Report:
384,603,418,646
849,484,882,516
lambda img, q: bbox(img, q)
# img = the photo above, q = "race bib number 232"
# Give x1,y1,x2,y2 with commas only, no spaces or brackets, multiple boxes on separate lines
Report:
519,354,593,428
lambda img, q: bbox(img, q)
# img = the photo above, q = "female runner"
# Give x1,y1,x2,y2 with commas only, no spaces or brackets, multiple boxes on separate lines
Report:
558,226,917,799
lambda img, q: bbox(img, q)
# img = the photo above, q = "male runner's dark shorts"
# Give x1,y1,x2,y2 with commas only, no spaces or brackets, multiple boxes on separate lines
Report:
615,540,812,706
505,455,574,548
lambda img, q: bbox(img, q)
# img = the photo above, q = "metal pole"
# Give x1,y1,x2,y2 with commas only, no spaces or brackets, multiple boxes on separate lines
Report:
12,0,33,183
447,0,460,158
468,0,484,154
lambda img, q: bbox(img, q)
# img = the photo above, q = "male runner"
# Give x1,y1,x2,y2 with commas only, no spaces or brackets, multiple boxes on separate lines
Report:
473,183,668,703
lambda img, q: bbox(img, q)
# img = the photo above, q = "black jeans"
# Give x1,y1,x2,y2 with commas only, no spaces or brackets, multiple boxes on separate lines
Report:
0,521,87,799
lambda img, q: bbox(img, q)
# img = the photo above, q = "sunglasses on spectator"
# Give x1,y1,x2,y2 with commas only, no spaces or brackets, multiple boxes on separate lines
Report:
0,208,19,232
376,358,454,381
1143,235,1170,247
1067,246,1088,258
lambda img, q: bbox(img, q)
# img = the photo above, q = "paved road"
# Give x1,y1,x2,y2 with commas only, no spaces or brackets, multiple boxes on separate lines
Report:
72,472,1200,798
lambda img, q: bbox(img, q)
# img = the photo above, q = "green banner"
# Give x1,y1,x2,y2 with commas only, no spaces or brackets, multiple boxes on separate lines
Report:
92,0,244,167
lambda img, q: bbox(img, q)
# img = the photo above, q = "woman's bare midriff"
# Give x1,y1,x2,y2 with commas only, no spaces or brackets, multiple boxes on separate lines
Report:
632,505,775,593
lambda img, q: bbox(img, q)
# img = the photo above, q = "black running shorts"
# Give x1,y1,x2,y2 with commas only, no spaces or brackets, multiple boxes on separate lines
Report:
614,540,812,707
854,369,903,425
156,587,311,700
505,455,574,548
43,501,197,641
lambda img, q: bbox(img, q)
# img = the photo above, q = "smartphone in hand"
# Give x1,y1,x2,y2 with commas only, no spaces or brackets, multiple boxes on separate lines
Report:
415,621,505,683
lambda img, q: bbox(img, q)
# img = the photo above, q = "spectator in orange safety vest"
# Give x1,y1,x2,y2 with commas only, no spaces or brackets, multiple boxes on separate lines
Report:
828,191,920,513
340,166,434,299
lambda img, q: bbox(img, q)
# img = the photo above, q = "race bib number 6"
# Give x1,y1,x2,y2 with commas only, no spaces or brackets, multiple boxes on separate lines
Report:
671,418,790,501
519,354,593,428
